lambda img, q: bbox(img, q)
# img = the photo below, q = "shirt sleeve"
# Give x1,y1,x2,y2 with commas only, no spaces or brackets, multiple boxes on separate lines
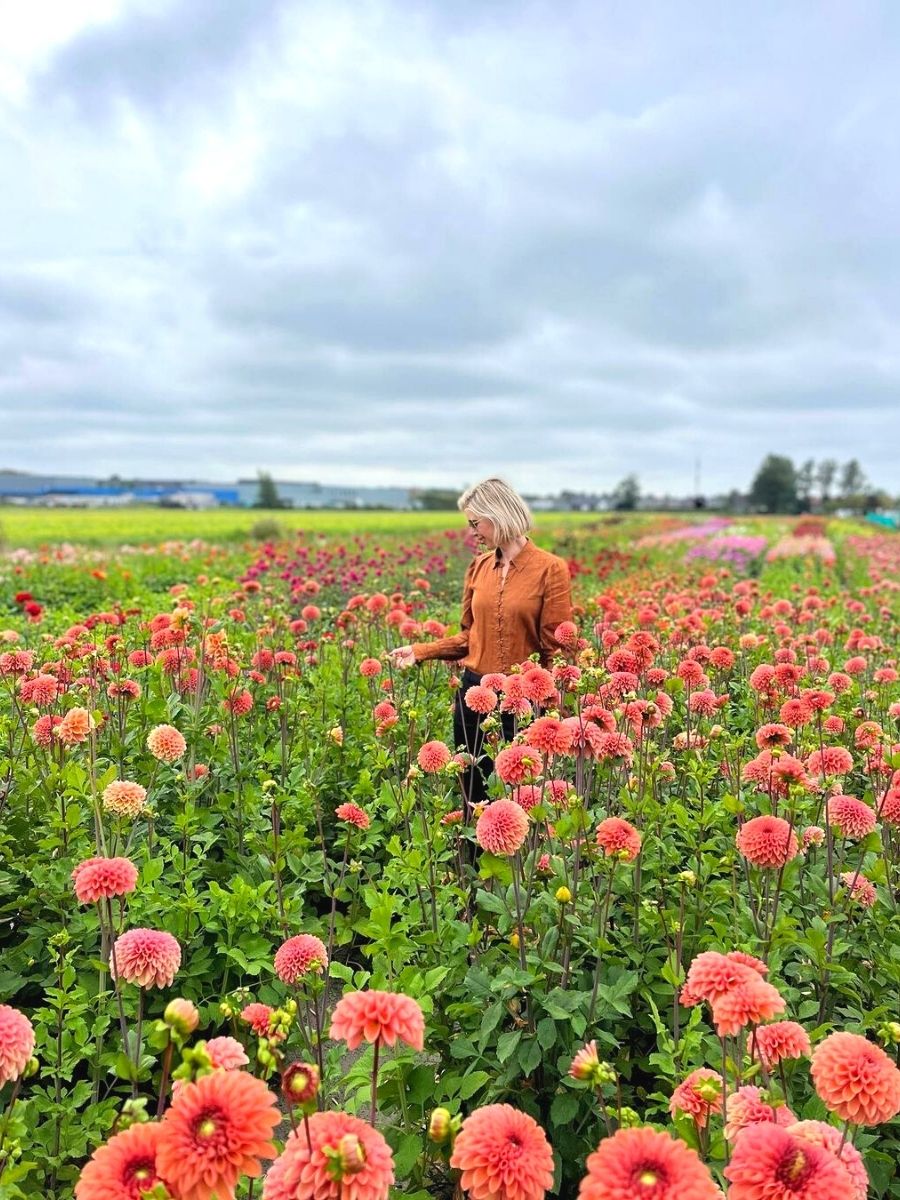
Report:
538,557,574,667
411,561,474,663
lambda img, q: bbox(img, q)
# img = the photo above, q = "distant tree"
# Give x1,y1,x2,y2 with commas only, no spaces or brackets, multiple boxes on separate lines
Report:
255,472,283,509
611,474,640,511
796,458,815,510
815,458,837,505
416,489,459,510
750,455,797,513
839,459,866,499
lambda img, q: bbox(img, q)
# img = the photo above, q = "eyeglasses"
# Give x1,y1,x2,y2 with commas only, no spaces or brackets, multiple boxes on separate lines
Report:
467,518,480,530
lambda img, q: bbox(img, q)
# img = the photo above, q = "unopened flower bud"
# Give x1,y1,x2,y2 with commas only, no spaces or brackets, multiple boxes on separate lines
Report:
555,886,572,904
611,1105,641,1128
428,1107,452,1144
118,1097,150,1129
328,726,344,745
878,1021,900,1045
325,1133,367,1181
281,1062,319,1109
677,870,697,886
164,998,200,1039
23,1057,39,1080
509,932,520,949
696,1079,722,1103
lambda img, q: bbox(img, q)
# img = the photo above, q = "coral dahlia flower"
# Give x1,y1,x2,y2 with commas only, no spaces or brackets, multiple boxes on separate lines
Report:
805,746,854,779
577,1126,720,1199
147,724,187,763
827,795,877,840
525,717,574,756
274,934,328,984
752,1022,812,1069
465,685,498,714
810,1031,900,1125
669,1068,723,1128
241,1003,276,1037
72,856,138,904
113,928,181,989
417,740,452,773
756,723,794,750
736,815,800,869
450,1104,554,1200
58,706,94,746
206,1036,250,1071
683,951,756,1002
840,872,877,906
329,990,424,1051
156,1069,280,1200
594,817,642,862
724,1123,856,1199
0,1005,35,1087
476,800,530,856
724,1085,796,1142
711,977,786,1037
336,802,370,830
520,667,556,703
75,1121,164,1200
262,1111,394,1200
494,746,541,786
787,1121,868,1200
102,780,148,818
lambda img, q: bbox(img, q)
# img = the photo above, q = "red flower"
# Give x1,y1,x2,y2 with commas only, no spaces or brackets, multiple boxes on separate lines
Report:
525,717,574,756
724,1123,856,1199
450,1104,554,1200
156,1070,280,1200
329,990,424,1051
241,1002,276,1037
75,1122,164,1200
577,1127,720,1199
810,1031,900,1125
262,1111,394,1200
336,803,370,830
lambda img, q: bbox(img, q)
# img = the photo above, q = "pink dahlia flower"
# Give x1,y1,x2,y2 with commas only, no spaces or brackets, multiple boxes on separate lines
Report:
417,740,451,773
274,934,328,984
787,1120,868,1200
113,928,181,989
72,856,138,904
811,1031,900,1126
0,1005,35,1087
262,1111,394,1200
594,817,642,862
146,724,186,763
476,800,530,856
736,815,800,868
206,1036,250,1071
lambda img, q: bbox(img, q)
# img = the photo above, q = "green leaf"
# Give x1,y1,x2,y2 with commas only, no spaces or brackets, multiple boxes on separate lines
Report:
496,1030,521,1063
536,1017,556,1051
518,1036,542,1075
459,1070,490,1099
550,1091,579,1125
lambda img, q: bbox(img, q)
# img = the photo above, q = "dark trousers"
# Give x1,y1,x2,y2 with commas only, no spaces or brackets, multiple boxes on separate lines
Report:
452,668,517,812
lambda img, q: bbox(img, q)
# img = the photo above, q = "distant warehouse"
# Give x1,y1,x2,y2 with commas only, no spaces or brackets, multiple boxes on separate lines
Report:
0,470,415,510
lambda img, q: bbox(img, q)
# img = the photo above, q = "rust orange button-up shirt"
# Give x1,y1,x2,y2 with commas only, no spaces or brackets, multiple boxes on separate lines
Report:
412,540,573,675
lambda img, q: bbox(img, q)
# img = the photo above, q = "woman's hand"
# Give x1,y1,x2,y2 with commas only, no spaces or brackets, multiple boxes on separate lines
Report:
389,645,417,670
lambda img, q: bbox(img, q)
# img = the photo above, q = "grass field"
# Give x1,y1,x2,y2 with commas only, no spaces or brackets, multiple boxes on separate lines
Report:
0,505,621,546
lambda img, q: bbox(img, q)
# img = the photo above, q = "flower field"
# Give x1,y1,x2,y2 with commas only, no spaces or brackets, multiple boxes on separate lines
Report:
1,511,899,1199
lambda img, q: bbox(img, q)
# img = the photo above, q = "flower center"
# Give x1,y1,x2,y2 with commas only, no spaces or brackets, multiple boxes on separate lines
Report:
630,1162,667,1194
192,1106,227,1153
777,1148,812,1187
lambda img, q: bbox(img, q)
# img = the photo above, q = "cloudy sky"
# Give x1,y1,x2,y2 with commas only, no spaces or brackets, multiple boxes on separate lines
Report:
2,0,899,496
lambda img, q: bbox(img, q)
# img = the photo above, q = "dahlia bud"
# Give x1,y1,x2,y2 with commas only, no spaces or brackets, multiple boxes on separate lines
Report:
709,724,724,738
569,1041,617,1086
281,1062,320,1109
218,1001,235,1019
555,886,572,904
118,1097,150,1129
164,998,200,1039
696,1079,722,1104
877,1021,900,1045
428,1107,452,1144
261,779,277,792
172,1043,213,1084
23,1057,39,1080
677,870,697,886
328,726,344,745
509,932,520,949
610,1105,641,1128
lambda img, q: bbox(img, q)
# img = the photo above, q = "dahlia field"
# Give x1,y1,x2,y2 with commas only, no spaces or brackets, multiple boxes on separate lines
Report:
1,512,899,1199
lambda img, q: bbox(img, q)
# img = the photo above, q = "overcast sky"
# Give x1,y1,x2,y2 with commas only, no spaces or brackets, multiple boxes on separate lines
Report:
1,0,899,496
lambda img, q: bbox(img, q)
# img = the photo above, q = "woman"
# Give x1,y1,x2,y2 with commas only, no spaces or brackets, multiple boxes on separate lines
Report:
391,477,573,810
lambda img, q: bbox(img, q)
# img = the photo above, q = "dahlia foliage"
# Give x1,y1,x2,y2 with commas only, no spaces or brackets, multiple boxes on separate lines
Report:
1,514,899,1196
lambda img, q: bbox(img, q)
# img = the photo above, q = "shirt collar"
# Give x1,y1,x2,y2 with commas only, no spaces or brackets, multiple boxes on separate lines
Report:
492,538,533,570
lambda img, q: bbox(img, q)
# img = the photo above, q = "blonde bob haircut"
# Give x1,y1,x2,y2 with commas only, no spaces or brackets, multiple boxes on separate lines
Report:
458,477,533,545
